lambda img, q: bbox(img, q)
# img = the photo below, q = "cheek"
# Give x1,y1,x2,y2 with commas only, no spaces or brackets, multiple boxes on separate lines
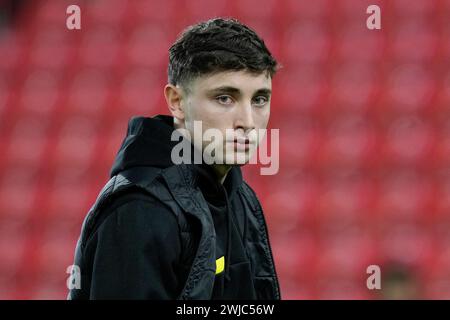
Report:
188,98,215,120
255,107,270,129
185,103,223,136
184,98,210,129
193,103,231,130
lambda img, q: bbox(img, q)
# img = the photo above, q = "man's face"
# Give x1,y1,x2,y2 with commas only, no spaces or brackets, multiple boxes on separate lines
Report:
181,70,272,165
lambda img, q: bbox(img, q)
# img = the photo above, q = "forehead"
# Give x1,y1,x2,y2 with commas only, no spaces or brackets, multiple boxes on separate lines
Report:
189,70,272,93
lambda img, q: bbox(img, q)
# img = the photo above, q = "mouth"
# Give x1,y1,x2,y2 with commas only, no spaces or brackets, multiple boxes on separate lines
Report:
234,137,249,144
230,138,253,151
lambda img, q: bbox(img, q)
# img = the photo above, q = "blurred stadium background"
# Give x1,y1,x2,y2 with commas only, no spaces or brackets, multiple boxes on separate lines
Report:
0,0,449,299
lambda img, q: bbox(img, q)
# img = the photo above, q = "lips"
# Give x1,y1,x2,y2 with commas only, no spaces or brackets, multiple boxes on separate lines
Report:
234,137,250,144
230,137,254,152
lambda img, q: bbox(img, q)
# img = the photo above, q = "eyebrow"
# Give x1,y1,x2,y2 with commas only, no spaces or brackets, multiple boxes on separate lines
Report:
254,88,272,96
207,86,272,97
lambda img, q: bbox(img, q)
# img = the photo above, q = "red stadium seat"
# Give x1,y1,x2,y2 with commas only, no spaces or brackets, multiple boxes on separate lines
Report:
128,0,177,25
278,116,322,167
389,21,438,62
376,169,435,221
184,0,228,21
329,62,378,110
0,31,24,73
0,227,26,279
18,69,61,117
48,116,98,170
334,24,385,62
380,115,435,166
124,24,170,70
317,114,377,167
0,168,37,218
384,64,435,112
85,0,128,26
392,0,437,17
282,21,330,65
282,0,331,20
65,68,111,117
424,250,450,299
29,26,71,70
33,0,71,26
376,221,435,270
118,69,163,115
4,116,49,167
78,26,121,69
0,0,446,300
235,0,278,20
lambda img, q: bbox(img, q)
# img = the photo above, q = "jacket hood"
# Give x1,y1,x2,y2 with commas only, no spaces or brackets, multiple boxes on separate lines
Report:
110,115,178,177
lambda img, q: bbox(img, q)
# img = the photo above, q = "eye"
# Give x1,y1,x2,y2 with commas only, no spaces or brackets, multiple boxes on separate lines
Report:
253,96,269,107
215,95,234,105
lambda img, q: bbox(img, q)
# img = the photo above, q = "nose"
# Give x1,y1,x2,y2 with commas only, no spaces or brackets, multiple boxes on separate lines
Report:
235,103,255,134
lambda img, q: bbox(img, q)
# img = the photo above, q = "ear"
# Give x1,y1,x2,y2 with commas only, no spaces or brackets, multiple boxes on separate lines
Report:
164,84,185,121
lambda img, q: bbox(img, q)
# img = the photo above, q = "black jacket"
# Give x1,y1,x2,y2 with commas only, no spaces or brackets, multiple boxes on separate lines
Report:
68,115,280,300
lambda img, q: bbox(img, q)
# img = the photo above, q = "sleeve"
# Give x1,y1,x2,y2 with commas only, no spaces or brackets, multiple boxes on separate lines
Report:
85,196,183,299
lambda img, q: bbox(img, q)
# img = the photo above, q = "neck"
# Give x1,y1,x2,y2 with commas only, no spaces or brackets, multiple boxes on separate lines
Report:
211,164,232,184
174,120,232,184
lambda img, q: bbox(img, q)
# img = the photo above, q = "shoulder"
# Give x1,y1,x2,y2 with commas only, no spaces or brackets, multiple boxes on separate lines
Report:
85,189,181,247
101,189,179,229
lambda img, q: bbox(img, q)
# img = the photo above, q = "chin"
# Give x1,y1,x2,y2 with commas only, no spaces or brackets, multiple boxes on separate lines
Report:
221,152,252,166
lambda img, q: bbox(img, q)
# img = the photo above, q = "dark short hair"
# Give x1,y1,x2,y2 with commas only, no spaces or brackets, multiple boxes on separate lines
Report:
168,18,279,89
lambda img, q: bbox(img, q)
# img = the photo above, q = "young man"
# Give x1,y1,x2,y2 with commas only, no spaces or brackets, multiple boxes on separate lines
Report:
68,18,280,300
